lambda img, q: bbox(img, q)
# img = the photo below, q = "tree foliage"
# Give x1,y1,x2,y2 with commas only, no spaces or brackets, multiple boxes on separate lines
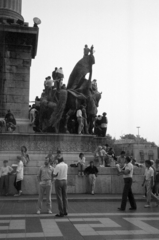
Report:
120,134,157,146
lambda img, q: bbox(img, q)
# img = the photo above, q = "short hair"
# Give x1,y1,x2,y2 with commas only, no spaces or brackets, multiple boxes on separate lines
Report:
121,151,125,155
57,150,61,154
58,157,64,163
90,160,94,164
126,156,131,163
79,152,84,158
3,160,8,163
145,160,151,166
17,156,22,160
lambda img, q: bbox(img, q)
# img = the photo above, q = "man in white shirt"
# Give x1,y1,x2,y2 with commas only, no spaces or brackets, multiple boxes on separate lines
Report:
53,157,68,217
118,156,137,211
142,160,154,208
14,156,24,197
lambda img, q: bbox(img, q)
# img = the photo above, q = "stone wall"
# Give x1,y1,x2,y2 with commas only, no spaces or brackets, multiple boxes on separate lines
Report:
0,45,32,119
0,133,145,195
6,166,144,195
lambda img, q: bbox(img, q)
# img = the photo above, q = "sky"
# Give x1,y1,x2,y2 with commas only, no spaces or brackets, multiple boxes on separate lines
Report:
22,0,159,145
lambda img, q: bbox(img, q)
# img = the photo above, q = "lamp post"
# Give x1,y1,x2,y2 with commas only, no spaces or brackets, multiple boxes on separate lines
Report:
137,126,140,137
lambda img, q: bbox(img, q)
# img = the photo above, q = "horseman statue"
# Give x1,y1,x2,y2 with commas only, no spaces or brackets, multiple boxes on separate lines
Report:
38,45,102,134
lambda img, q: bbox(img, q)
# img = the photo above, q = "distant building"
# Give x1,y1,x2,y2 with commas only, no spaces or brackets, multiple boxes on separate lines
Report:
114,139,158,163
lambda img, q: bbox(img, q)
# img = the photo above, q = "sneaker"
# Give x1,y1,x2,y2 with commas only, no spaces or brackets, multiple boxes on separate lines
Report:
48,210,52,214
14,193,20,197
37,210,41,214
78,172,81,177
81,172,84,177
19,191,22,196
91,191,94,195
144,204,150,208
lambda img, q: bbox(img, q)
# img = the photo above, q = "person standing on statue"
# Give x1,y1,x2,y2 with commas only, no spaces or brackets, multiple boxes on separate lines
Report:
76,107,84,134
52,67,58,80
83,44,90,56
37,157,54,214
81,105,89,134
101,112,108,137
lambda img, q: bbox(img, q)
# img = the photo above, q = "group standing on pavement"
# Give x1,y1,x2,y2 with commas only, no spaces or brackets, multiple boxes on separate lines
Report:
0,145,159,214
37,154,68,217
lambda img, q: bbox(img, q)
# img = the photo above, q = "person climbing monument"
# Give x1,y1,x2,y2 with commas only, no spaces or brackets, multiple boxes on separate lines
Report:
83,44,90,56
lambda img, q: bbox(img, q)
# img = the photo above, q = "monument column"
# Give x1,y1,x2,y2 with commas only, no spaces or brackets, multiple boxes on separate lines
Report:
0,0,23,21
0,0,39,132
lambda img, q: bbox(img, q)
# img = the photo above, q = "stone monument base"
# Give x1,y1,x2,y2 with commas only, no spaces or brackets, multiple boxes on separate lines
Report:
0,133,144,195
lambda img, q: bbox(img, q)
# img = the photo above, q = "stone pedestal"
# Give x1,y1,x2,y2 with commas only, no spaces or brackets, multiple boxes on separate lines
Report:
0,24,39,132
0,134,144,195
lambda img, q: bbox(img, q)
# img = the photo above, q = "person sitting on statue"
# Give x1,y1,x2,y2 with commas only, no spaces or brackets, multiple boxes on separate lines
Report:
33,111,41,133
54,68,64,90
76,107,84,134
44,76,53,89
83,44,90,56
5,110,16,132
94,115,102,136
29,104,37,125
52,67,58,80
92,79,98,91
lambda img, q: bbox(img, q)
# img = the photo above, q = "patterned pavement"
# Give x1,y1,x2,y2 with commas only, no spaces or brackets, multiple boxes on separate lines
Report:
0,200,159,240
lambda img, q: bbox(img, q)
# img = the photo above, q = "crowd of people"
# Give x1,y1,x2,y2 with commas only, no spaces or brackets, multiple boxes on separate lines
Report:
28,96,108,136
0,145,159,215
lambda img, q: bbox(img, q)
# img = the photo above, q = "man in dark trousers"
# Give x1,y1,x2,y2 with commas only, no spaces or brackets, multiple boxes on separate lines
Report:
84,161,98,195
118,156,137,211
53,157,68,217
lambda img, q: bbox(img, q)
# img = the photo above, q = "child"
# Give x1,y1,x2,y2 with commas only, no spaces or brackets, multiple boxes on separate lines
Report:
13,156,24,196
0,160,13,196
77,153,85,176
